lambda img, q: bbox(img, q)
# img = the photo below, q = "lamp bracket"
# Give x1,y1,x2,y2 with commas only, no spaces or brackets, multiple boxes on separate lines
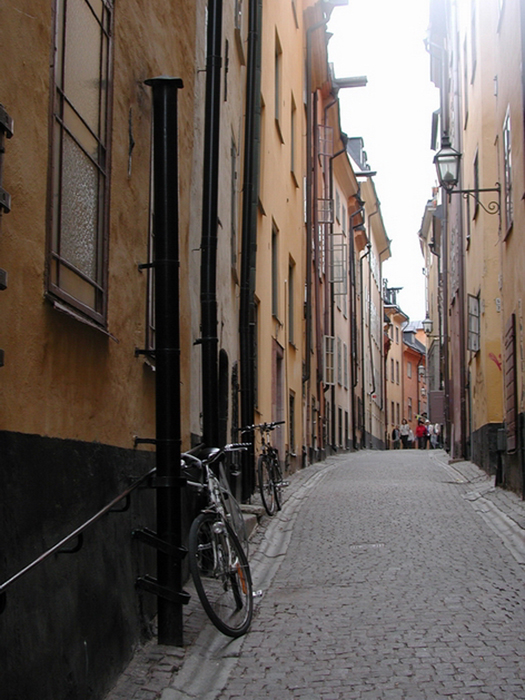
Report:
447,184,501,217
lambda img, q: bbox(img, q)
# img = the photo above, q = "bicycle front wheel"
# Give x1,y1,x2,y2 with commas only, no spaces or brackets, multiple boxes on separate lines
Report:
189,512,253,637
271,454,283,511
258,455,277,515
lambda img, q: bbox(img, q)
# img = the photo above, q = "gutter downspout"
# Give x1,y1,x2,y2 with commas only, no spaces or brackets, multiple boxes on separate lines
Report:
304,18,328,462
349,205,364,450
367,209,380,446
200,0,223,448
145,76,185,647
378,241,390,449
360,242,371,448
328,139,347,450
239,0,262,500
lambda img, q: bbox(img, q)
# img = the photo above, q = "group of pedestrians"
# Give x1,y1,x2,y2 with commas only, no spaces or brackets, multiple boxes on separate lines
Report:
391,417,441,450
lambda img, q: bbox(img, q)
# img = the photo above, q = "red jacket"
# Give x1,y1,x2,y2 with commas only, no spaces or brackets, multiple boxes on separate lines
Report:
415,423,427,438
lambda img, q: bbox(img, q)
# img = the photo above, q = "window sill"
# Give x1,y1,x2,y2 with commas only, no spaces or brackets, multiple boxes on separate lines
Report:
48,297,118,343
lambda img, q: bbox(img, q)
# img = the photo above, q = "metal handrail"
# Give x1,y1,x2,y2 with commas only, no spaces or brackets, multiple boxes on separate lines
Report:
0,467,156,613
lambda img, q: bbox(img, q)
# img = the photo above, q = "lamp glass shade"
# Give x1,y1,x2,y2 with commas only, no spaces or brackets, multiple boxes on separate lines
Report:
423,316,433,335
434,144,461,191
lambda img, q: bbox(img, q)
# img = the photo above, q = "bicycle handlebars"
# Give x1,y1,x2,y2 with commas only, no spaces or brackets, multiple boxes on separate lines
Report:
240,420,285,434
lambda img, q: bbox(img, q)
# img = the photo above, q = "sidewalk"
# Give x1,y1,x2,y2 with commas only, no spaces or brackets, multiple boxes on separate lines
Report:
103,450,525,700
103,454,341,700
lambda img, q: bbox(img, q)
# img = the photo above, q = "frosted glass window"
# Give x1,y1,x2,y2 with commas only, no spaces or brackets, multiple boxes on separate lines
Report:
64,0,103,134
60,133,98,278
48,0,112,323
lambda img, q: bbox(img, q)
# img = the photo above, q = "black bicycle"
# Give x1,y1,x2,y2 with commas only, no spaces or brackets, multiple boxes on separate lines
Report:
242,421,285,516
182,443,253,637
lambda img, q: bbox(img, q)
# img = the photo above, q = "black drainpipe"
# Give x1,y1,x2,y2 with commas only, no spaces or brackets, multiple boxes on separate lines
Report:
360,242,371,448
349,205,364,450
327,135,347,451
239,0,262,500
144,76,185,646
304,19,328,462
200,0,223,448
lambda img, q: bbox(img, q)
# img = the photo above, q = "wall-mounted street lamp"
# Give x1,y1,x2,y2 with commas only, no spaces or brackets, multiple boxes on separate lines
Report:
434,134,501,222
423,315,441,340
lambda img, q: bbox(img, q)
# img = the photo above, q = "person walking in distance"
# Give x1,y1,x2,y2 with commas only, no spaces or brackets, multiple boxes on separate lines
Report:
392,425,401,449
416,419,427,450
433,422,441,448
399,418,410,449
427,421,435,449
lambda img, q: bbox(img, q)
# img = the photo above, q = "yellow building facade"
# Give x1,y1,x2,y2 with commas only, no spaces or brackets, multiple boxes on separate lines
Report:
428,0,525,489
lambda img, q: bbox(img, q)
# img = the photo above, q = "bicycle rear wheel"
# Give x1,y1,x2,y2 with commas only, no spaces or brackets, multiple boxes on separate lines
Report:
258,455,277,515
189,512,253,637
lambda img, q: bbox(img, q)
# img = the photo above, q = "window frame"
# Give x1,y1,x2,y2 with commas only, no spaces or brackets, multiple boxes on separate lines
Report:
274,31,283,142
271,223,279,318
467,293,480,353
46,0,114,327
502,107,513,237
288,259,295,345
324,335,335,386
337,336,342,386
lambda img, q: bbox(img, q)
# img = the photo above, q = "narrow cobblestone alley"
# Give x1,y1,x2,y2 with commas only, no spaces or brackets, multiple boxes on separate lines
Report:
107,450,525,700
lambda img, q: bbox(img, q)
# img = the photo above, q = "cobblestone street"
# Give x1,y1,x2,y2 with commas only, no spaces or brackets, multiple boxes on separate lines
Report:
106,450,525,700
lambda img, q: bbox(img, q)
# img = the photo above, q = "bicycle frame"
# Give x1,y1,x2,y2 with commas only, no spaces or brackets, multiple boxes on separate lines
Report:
182,444,249,548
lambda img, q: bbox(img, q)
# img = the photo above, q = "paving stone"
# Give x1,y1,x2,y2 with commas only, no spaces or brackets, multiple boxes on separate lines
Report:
104,450,525,700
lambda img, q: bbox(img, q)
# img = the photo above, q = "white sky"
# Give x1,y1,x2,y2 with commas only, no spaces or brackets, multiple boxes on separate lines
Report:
327,0,440,322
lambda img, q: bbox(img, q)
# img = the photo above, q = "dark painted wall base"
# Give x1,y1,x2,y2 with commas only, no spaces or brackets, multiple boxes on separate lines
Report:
362,431,385,451
470,418,525,497
470,422,503,477
0,431,160,700
500,412,525,496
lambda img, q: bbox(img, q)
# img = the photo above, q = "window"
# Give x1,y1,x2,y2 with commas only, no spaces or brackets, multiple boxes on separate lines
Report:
272,224,278,317
224,39,229,101
291,0,299,28
391,401,395,426
274,32,283,140
467,293,480,352
337,336,342,385
407,361,412,379
505,314,517,452
233,0,246,63
289,390,295,453
343,342,348,389
408,397,413,421
324,336,335,386
470,0,477,83
396,360,400,385
288,260,295,345
473,151,479,220
290,97,296,180
48,0,113,325
391,357,394,382
463,37,469,128
395,327,399,344
396,402,400,426
503,108,513,235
